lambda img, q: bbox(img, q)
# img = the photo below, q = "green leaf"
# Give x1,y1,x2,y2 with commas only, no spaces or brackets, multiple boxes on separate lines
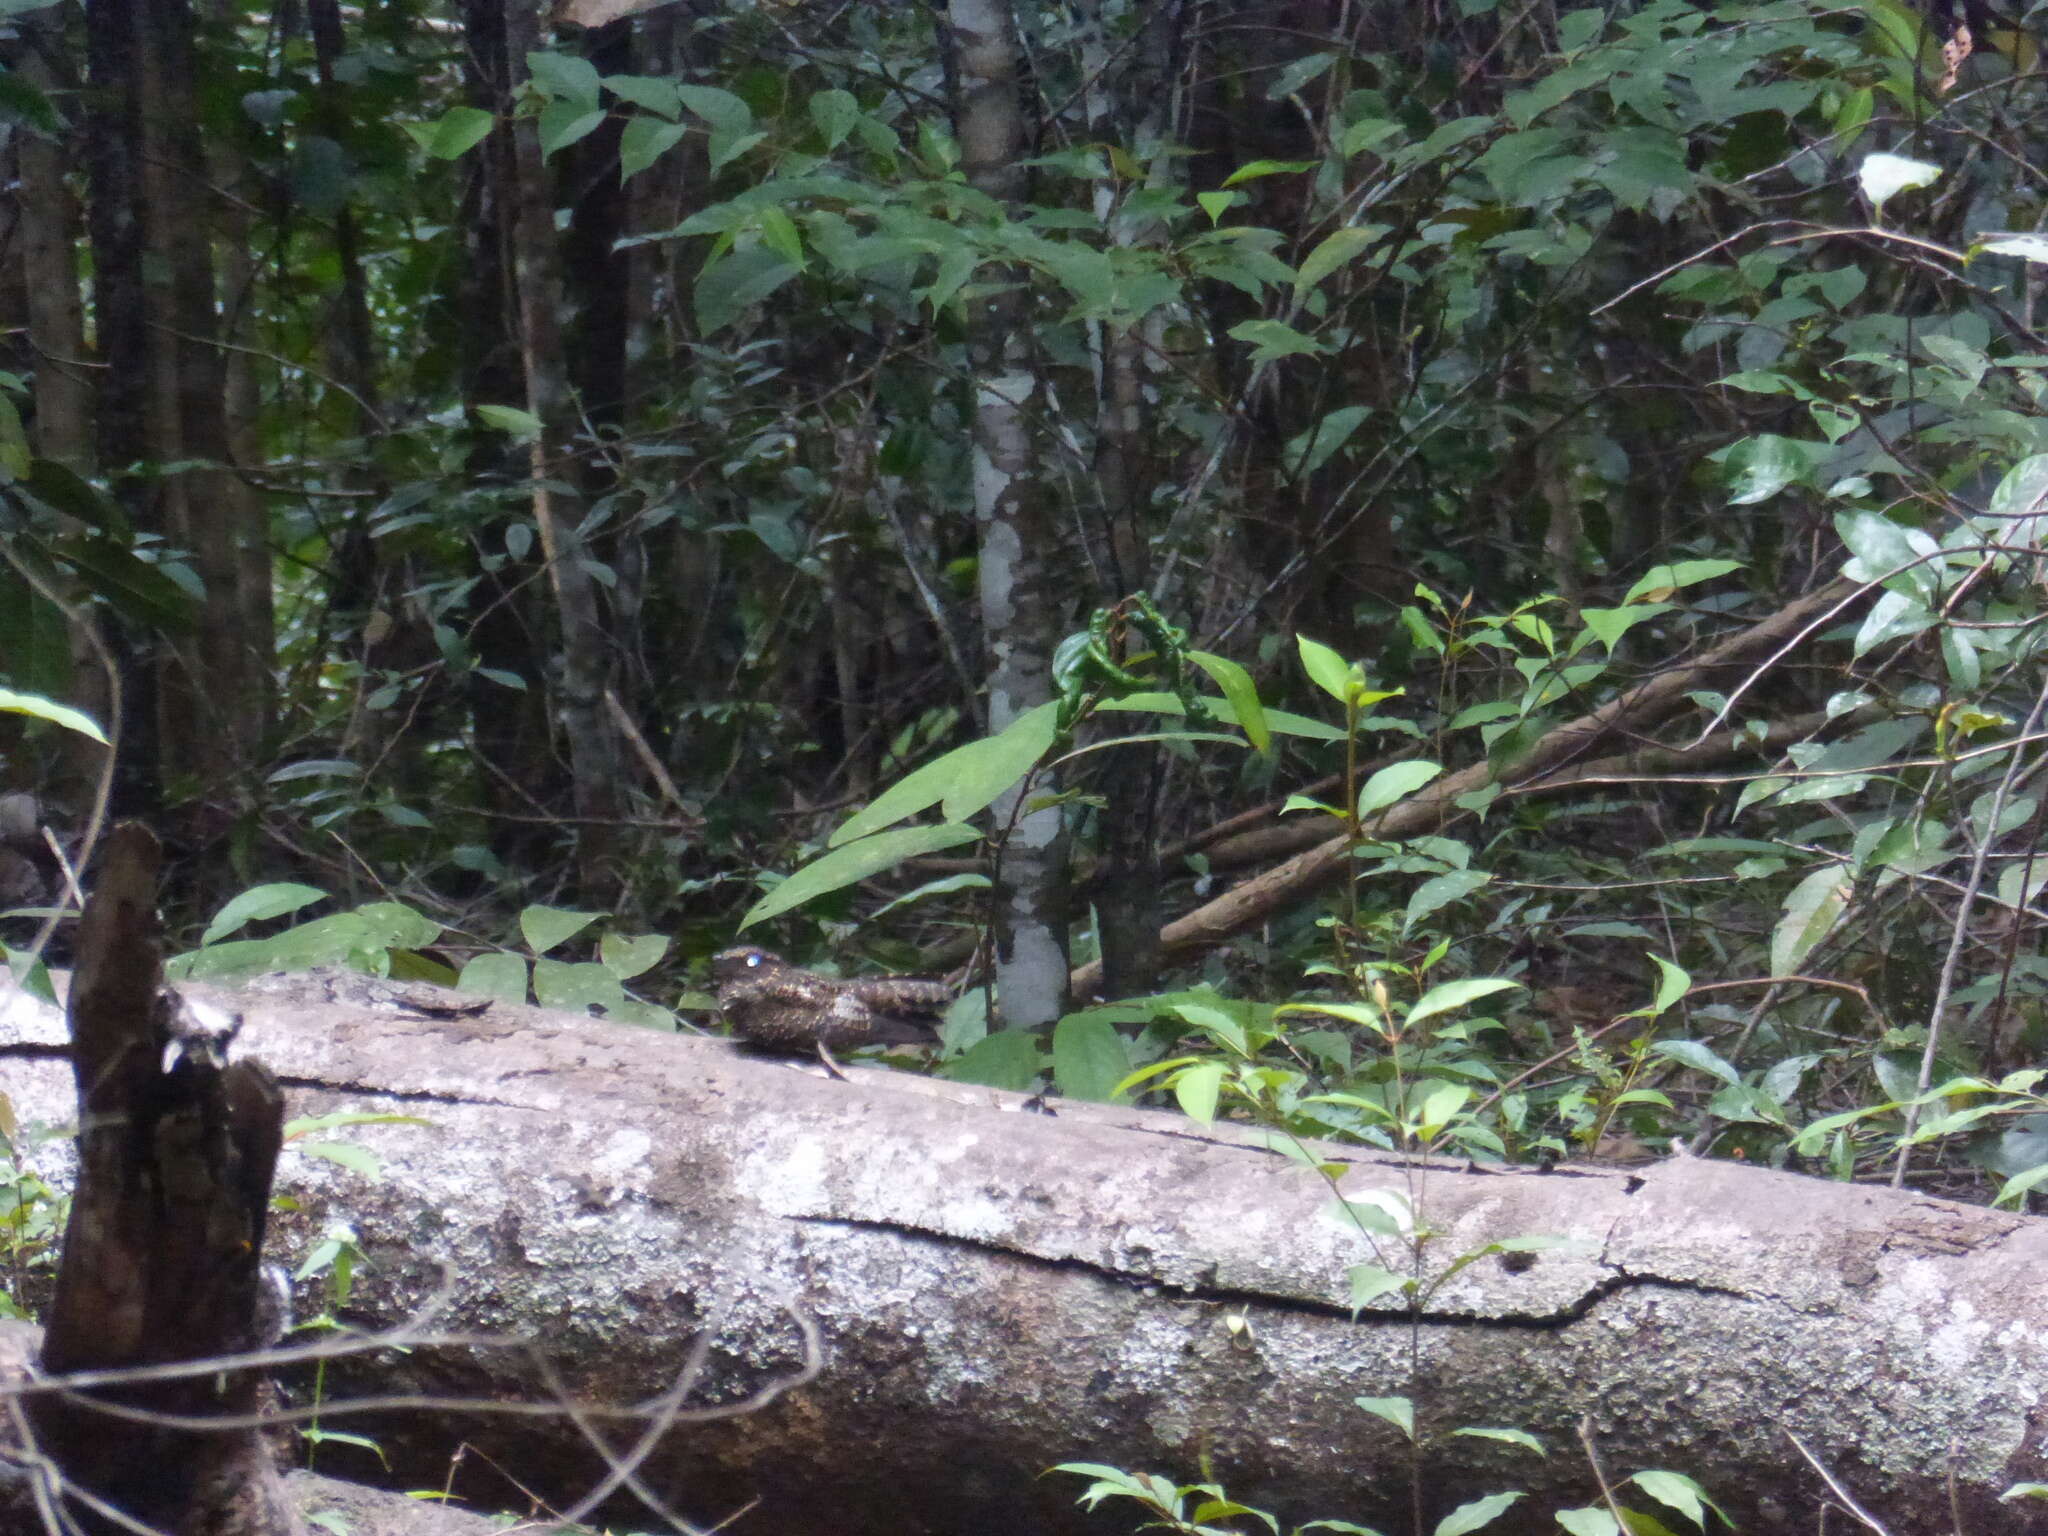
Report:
474,403,542,440
1448,1426,1545,1455
1621,558,1744,604
1052,1015,1131,1103
938,1028,1043,1090
1433,1492,1523,1536
694,246,798,332
1553,1512,1619,1536
1174,1001,1249,1055
526,50,600,105
294,1141,383,1179
600,932,669,980
1629,1470,1724,1529
200,883,327,946
1295,226,1384,295
1174,1061,1226,1122
1652,1040,1740,1086
167,902,441,982
677,84,752,133
1354,1395,1415,1440
459,952,529,1005
620,118,687,181
0,687,106,743
1222,158,1315,186
1407,977,1522,1027
755,205,806,270
601,74,681,118
519,906,600,956
742,823,981,929
0,65,61,134
1348,1264,1406,1312
809,88,860,149
1404,870,1490,934
1283,404,1372,481
1358,759,1442,819
1411,1081,1471,1138
708,129,768,176
833,702,1058,845
539,101,605,159
1771,865,1850,976
1297,635,1356,703
405,106,494,160
870,871,990,918
1576,604,1666,652
1186,650,1269,754
534,958,627,1012
1229,318,1326,363
1647,955,1690,1013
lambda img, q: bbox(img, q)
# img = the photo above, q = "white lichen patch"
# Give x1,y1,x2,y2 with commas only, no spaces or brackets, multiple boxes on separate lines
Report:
741,1131,832,1216
586,1127,653,1189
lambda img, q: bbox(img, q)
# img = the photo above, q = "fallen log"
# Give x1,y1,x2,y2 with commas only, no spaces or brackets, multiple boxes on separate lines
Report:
0,964,2042,1536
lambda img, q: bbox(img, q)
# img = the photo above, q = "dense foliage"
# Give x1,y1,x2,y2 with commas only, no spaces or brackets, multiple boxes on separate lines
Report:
4,0,2048,1205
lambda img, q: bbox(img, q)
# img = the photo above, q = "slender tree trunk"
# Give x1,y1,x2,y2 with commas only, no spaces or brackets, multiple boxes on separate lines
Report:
1081,0,1183,1001
17,23,91,476
83,0,160,817
458,0,577,875
85,0,266,813
948,0,1071,1027
506,0,626,903
206,0,275,762
14,17,111,811
151,0,263,785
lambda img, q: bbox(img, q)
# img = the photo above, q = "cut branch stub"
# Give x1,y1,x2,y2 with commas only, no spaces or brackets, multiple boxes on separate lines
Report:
29,821,293,1536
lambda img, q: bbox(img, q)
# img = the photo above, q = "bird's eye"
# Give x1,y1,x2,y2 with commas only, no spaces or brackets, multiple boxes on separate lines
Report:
747,953,762,968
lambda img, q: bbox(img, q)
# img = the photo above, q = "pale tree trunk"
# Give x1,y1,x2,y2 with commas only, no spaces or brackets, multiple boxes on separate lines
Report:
949,0,1070,1027
505,0,626,902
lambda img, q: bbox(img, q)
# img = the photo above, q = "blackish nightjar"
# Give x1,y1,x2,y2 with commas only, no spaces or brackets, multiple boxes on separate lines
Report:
713,946,952,1071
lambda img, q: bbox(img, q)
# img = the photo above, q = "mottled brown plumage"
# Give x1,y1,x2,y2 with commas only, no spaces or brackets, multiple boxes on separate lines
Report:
713,946,952,1059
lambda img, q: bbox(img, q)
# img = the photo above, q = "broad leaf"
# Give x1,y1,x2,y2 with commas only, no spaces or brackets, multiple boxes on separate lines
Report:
0,687,106,742
742,823,981,929
1407,977,1522,1027
1771,865,1850,975
1358,760,1442,819
833,702,1058,845
1433,1492,1523,1536
1053,1015,1131,1103
1187,650,1270,754
459,952,529,1005
200,883,327,947
1354,1395,1415,1440
520,905,600,956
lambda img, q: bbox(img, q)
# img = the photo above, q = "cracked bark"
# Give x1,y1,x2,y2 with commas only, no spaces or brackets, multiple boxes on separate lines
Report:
0,969,2040,1535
